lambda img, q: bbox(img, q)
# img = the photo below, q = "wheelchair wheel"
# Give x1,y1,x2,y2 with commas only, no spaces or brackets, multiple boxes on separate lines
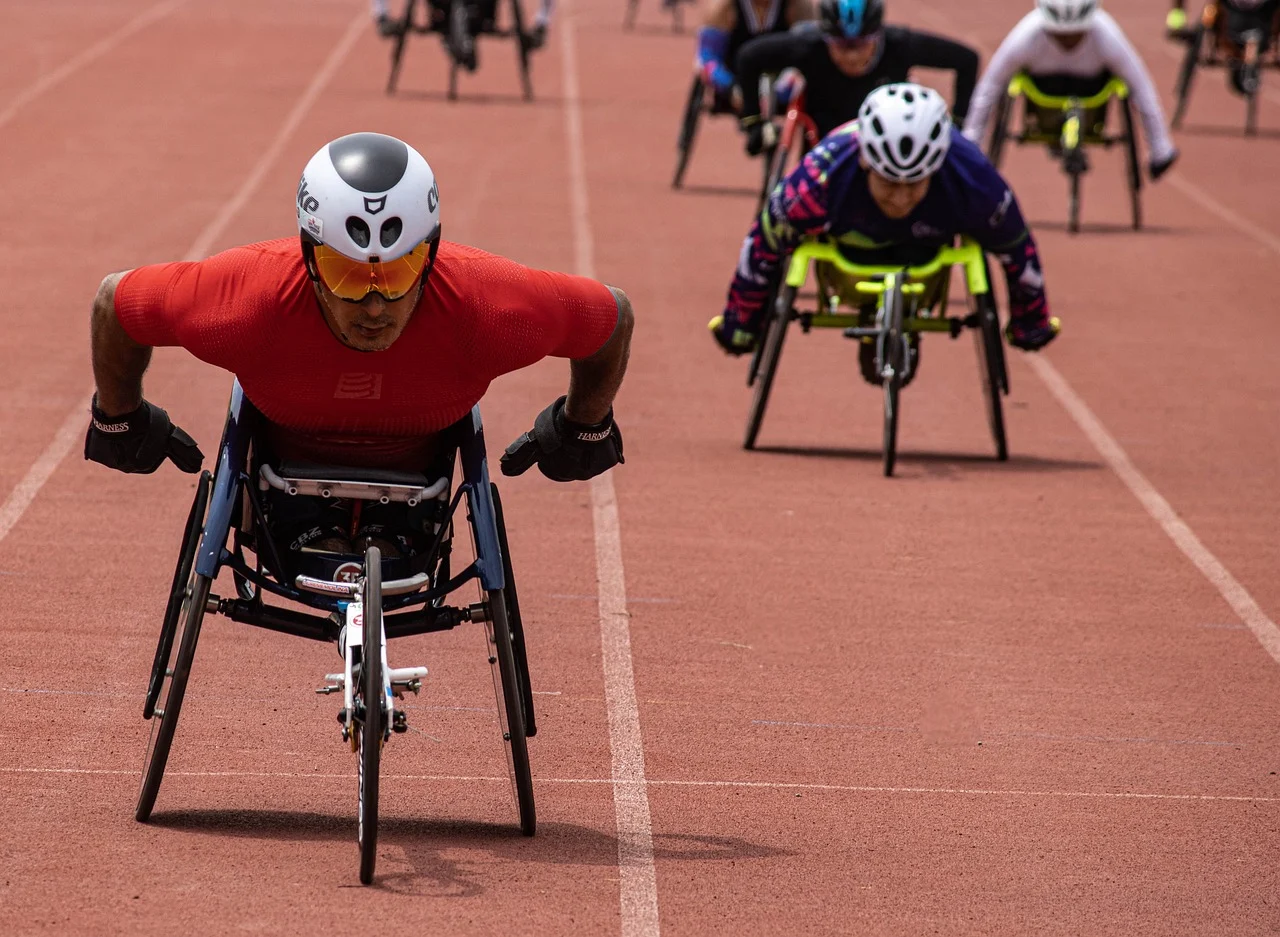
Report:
746,271,783,388
744,283,795,450
673,75,706,189
1067,164,1082,235
485,581,536,835
136,571,212,823
1172,25,1203,129
1121,98,1142,231
357,545,383,885
623,0,638,30
880,281,906,478
386,0,417,94
511,0,533,102
491,483,535,737
989,92,1012,168
973,292,1009,462
144,472,211,721
1246,78,1259,136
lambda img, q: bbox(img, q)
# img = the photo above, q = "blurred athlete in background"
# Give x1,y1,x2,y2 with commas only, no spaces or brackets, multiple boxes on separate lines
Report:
372,0,555,60
964,0,1178,179
696,0,817,113
711,83,1058,381
735,0,979,157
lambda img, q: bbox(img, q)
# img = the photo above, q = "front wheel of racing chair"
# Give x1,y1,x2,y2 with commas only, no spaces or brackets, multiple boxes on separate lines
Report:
136,472,215,822
1062,104,1087,235
971,269,1009,462
673,75,706,188
1172,23,1205,130
357,546,384,886
879,275,907,478
743,281,795,450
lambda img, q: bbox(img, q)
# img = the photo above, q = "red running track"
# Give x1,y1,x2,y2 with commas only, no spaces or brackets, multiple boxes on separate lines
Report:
1,0,1278,933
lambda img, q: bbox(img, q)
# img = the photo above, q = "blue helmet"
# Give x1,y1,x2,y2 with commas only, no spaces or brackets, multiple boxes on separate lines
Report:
819,0,885,38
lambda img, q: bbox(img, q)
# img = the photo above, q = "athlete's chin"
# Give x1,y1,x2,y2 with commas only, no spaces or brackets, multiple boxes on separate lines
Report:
879,205,913,220
345,325,400,352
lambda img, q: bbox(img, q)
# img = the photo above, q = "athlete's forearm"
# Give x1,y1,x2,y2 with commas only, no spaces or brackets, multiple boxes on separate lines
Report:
565,287,633,425
909,33,981,122
735,34,796,120
90,272,152,416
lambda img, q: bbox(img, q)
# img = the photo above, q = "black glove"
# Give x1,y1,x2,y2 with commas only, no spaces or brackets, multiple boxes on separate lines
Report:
84,397,204,475
500,396,624,482
741,118,776,157
1149,148,1179,182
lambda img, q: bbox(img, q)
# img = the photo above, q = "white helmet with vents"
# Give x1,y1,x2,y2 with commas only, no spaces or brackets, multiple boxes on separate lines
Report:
857,83,952,184
1036,0,1100,34
296,132,440,263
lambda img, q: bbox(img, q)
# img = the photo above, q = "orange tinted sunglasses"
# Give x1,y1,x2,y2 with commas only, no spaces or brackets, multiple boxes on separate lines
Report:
313,240,430,302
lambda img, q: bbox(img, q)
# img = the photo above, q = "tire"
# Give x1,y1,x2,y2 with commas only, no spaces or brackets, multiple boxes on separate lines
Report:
491,483,535,737
1121,99,1142,231
1172,25,1203,130
136,572,212,823
989,92,1012,168
880,280,905,478
743,283,795,450
974,293,1009,462
511,0,533,102
746,272,783,388
623,0,638,30
358,546,383,886
1246,78,1259,136
144,472,211,720
386,0,415,94
487,586,536,835
673,75,705,189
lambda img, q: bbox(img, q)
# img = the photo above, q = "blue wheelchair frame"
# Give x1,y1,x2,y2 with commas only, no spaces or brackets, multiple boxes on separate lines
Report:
198,380,508,641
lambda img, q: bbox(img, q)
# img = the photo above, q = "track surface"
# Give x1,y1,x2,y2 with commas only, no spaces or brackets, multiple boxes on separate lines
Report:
2,0,1278,933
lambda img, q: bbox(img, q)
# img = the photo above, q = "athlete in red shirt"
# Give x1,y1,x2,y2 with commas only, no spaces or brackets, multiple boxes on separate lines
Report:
86,132,632,550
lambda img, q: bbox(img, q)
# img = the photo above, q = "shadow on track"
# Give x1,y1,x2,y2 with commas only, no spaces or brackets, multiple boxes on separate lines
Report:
752,446,1101,475
678,183,761,199
150,809,793,895
1029,219,1184,236
391,89,566,107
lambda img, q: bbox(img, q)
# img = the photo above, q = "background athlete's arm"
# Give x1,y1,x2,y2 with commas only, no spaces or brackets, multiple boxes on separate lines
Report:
961,16,1036,147
566,287,634,424
697,0,740,91
735,32,809,124
1095,14,1178,171
91,273,149,416
904,30,981,123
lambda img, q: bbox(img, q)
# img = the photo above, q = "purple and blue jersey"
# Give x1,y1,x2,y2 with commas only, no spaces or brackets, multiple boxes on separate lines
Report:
723,122,1050,333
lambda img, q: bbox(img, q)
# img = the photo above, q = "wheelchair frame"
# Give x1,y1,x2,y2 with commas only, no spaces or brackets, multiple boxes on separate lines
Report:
672,74,777,191
1172,3,1280,136
989,74,1141,235
387,0,534,102
623,0,694,33
743,239,1010,476
756,84,819,215
135,381,537,884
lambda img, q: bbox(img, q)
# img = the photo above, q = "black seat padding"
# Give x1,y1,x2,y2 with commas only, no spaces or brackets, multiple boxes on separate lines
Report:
274,460,432,488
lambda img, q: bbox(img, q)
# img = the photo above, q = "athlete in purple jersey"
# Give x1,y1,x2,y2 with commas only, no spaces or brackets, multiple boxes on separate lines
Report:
711,82,1059,362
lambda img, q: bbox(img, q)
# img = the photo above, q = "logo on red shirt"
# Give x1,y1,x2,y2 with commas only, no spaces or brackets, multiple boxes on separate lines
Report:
334,373,383,399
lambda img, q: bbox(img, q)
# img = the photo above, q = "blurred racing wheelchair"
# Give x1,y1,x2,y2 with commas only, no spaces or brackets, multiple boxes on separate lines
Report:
1171,1,1280,136
136,381,536,885
743,238,1010,477
987,72,1141,234
387,0,535,101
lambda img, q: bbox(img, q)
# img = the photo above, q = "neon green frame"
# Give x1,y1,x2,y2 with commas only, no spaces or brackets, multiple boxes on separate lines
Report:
1006,72,1130,111
781,238,989,331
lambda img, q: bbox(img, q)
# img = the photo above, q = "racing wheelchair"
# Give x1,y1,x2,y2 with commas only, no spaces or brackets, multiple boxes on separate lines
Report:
136,382,536,885
756,80,820,212
988,73,1141,234
673,75,777,192
387,0,534,101
743,238,1010,477
1171,2,1280,136
624,0,694,32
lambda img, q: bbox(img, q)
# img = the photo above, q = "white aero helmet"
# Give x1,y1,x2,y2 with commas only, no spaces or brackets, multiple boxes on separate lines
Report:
857,83,952,183
1036,0,1100,33
297,132,441,301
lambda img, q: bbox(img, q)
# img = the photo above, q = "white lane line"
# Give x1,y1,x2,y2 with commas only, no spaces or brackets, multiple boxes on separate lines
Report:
1165,173,1280,256
183,9,367,261
560,7,661,937
0,0,190,132
4,766,1277,804
1028,356,1280,665
0,12,367,551
0,397,93,544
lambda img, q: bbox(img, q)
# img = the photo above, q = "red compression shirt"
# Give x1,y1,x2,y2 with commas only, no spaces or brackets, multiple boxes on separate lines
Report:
113,238,620,468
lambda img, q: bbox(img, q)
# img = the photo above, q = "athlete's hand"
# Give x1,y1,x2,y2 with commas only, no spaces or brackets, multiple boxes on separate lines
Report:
741,118,777,157
708,315,756,356
500,396,624,482
84,398,204,475
1005,298,1060,352
1149,148,1179,182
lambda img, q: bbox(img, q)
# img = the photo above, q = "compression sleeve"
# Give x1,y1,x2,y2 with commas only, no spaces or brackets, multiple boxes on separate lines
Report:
735,32,807,123
962,12,1038,145
905,30,981,123
696,26,737,91
961,161,1048,318
534,0,555,29
721,134,846,332
1095,13,1176,162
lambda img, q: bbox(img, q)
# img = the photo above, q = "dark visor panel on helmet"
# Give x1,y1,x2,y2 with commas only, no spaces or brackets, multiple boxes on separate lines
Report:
313,240,430,302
